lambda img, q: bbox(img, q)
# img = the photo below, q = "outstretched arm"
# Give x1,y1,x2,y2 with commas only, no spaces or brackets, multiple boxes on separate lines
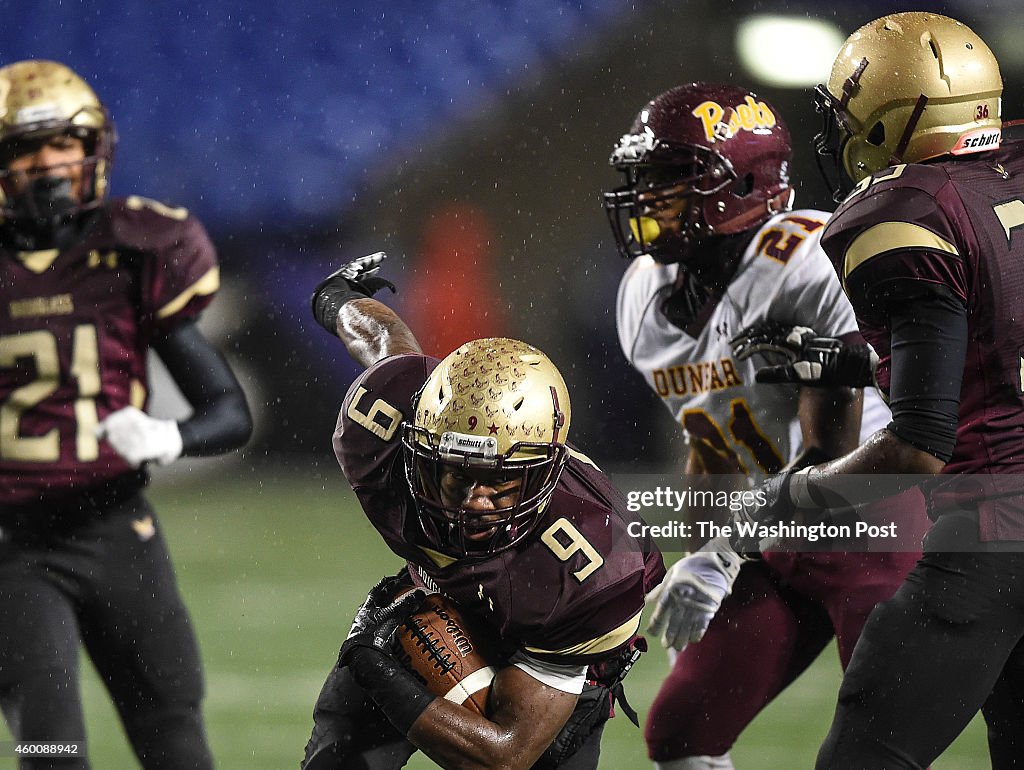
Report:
728,289,965,558
310,252,422,368
794,288,963,488
336,298,422,369
730,321,878,388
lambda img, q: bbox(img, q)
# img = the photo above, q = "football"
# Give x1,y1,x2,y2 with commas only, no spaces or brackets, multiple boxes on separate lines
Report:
394,592,499,716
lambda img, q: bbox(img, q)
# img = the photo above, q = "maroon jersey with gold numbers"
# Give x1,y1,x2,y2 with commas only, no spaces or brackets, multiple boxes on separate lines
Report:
0,196,219,504
333,353,666,665
820,134,1024,539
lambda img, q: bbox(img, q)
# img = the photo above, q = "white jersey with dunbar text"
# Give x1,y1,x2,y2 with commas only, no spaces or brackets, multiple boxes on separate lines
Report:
616,209,889,478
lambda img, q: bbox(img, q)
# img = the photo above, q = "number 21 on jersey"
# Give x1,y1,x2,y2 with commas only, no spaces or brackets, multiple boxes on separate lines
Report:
0,326,101,462
683,398,784,474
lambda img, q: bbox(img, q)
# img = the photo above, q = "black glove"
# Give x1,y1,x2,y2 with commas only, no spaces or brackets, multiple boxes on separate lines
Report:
333,576,437,736
730,321,877,388
728,469,797,558
311,251,397,337
338,576,424,667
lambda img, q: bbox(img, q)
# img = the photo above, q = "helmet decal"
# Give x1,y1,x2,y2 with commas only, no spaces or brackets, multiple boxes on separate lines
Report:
604,82,793,264
403,338,571,558
691,96,778,144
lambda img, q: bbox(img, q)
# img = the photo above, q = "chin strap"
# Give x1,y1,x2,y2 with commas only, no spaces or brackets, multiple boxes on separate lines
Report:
770,188,795,216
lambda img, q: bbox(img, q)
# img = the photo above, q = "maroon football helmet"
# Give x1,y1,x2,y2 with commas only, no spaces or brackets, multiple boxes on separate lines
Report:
604,83,793,264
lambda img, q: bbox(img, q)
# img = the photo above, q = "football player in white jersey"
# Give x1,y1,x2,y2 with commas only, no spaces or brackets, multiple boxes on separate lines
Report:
604,83,924,770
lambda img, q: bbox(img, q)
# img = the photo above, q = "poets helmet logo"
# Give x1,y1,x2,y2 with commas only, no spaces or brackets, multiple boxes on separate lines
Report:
692,96,777,143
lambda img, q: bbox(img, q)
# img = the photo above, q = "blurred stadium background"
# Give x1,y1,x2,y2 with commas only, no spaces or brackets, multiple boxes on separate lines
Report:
1,0,1015,766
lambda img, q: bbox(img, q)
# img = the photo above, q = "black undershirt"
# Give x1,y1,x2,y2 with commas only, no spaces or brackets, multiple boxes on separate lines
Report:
881,281,967,463
151,320,253,456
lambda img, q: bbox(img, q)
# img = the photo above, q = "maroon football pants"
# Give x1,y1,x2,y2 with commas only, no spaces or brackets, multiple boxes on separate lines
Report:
644,548,921,761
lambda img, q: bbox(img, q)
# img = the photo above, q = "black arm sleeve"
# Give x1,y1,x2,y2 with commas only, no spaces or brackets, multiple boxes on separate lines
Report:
151,320,253,456
883,282,967,463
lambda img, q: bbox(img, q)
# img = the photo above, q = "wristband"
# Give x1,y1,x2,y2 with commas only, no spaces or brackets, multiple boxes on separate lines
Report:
346,647,436,735
788,467,819,509
311,282,371,337
702,538,742,582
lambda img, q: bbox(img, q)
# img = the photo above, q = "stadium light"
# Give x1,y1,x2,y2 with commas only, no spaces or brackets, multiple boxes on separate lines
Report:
736,15,846,88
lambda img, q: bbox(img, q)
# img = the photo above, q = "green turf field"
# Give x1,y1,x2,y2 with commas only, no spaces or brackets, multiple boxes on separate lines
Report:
0,460,989,769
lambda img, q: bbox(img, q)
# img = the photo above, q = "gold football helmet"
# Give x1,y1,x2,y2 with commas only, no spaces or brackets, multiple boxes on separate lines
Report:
0,60,116,229
403,338,571,557
814,12,1002,198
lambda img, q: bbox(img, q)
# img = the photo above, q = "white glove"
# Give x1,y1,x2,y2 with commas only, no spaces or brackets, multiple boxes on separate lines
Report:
96,406,183,467
646,536,742,651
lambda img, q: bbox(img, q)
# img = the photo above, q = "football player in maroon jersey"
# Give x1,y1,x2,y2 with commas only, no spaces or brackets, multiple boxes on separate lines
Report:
0,61,252,769
302,253,665,770
679,12,1024,769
